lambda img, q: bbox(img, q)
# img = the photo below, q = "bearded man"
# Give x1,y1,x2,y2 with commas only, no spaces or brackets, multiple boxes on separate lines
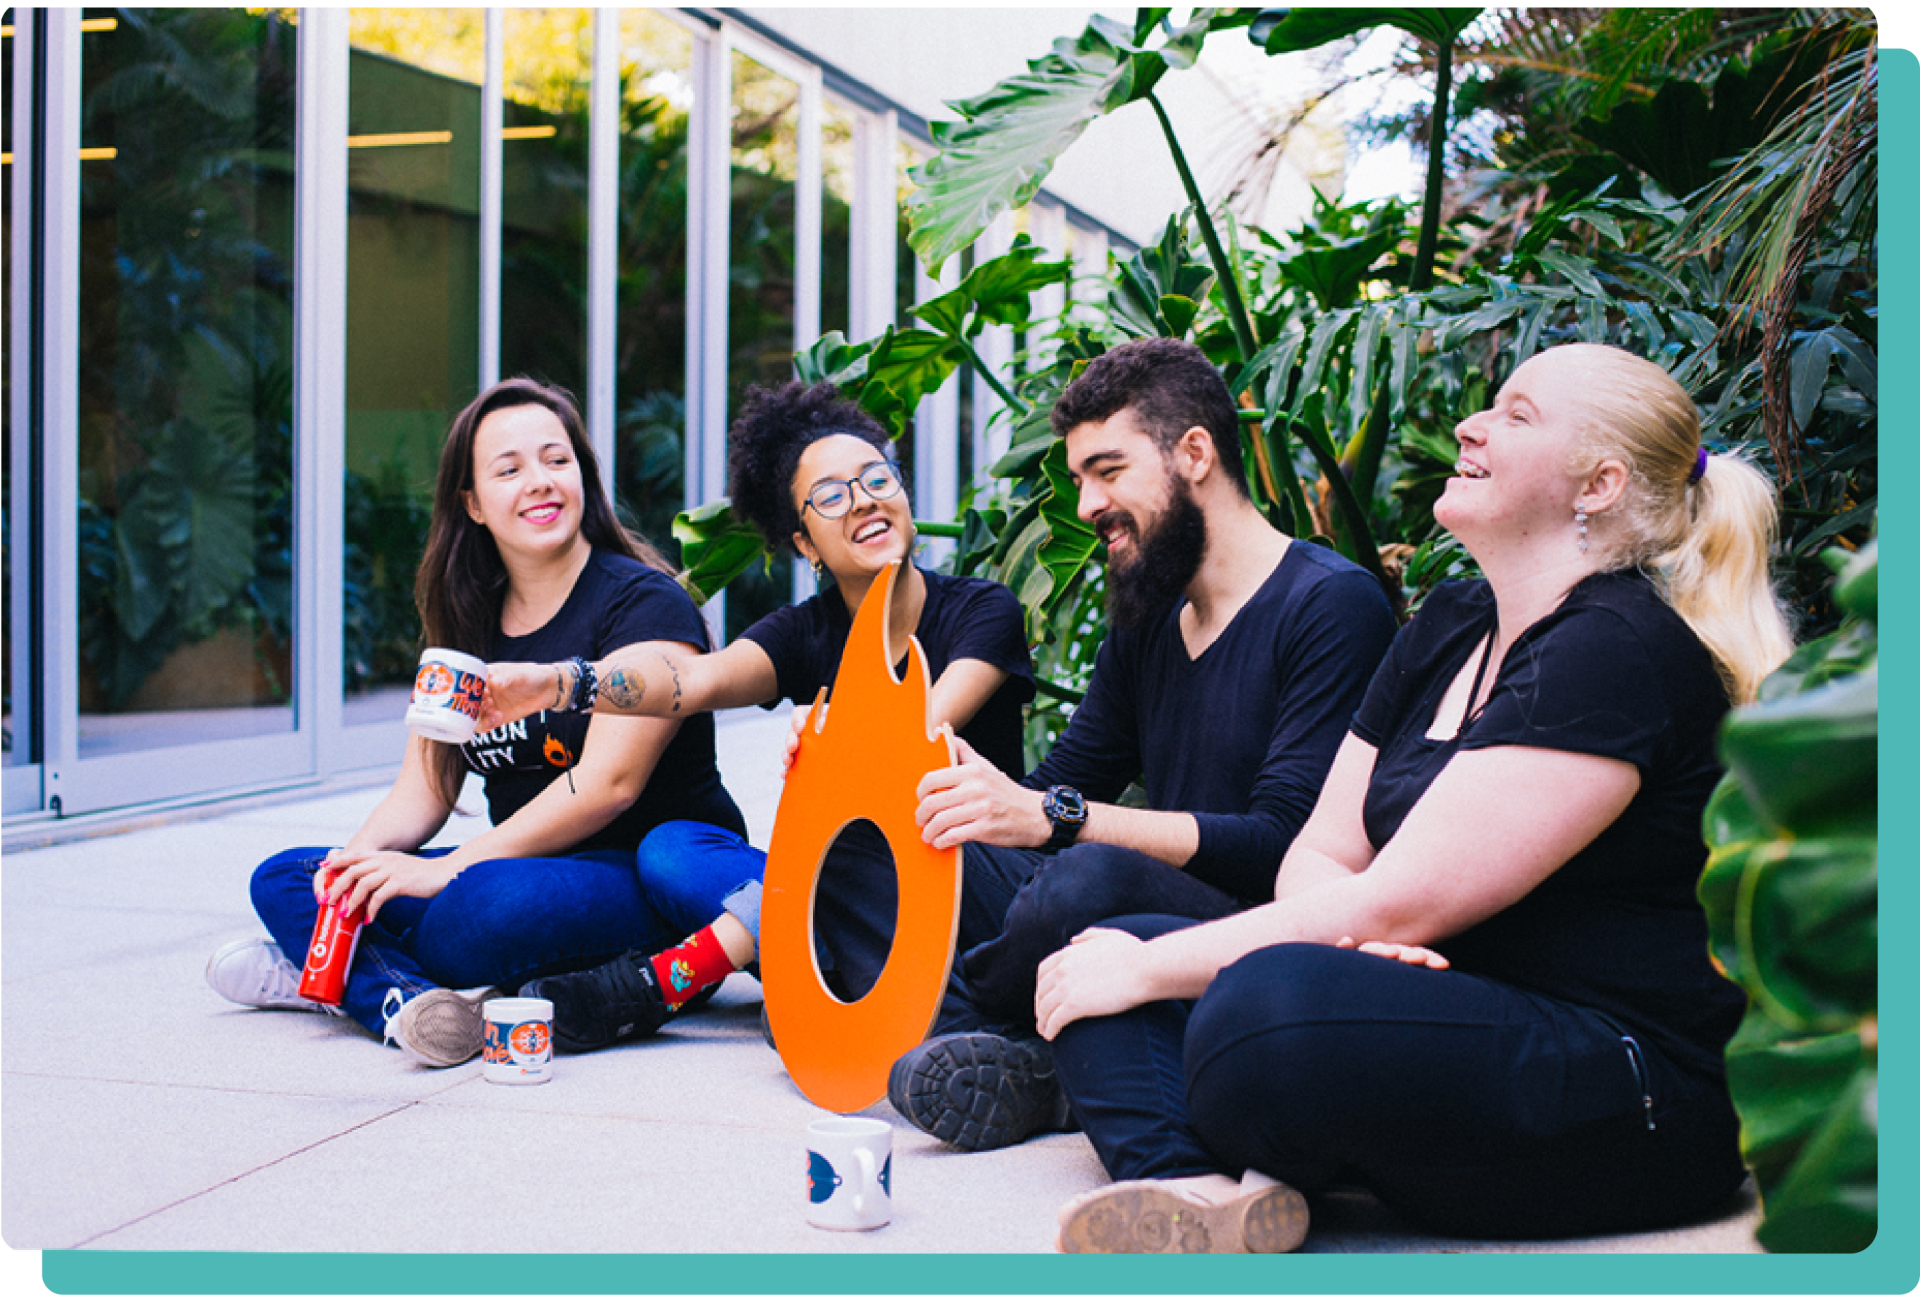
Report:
892,336,1398,1152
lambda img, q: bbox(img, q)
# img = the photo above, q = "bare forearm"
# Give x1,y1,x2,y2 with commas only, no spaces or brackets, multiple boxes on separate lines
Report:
555,647,689,718
1080,802,1200,867
436,767,634,874
1132,869,1433,999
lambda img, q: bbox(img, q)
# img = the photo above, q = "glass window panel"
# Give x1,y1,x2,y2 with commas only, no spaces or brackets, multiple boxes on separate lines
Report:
820,97,853,344
73,8,297,758
344,9,483,723
893,137,922,493
725,50,798,641
499,8,590,399
3,8,20,768
613,10,690,555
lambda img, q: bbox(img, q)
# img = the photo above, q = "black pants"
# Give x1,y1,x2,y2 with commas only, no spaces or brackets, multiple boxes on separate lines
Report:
948,842,1243,1034
811,823,1042,1027
1052,916,1748,1240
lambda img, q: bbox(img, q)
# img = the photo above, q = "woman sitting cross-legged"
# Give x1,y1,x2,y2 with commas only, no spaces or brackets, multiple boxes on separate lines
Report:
206,378,745,1066
480,380,1036,1051
1033,343,1794,1252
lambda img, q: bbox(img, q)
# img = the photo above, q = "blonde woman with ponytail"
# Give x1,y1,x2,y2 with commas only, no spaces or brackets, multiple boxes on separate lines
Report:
1033,343,1789,1253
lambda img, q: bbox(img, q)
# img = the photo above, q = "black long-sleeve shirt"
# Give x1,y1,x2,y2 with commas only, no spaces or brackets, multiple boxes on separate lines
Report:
1023,540,1396,905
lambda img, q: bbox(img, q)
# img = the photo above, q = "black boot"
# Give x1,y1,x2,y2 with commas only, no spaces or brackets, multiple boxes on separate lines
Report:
887,1032,1078,1151
524,951,671,1052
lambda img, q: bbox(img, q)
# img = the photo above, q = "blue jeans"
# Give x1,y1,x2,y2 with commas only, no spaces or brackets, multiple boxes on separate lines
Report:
636,819,1040,1032
1052,915,1747,1239
250,841,764,1039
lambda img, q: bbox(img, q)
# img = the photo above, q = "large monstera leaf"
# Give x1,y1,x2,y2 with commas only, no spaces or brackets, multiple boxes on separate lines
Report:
1247,8,1482,54
905,11,1210,272
1699,540,1877,1253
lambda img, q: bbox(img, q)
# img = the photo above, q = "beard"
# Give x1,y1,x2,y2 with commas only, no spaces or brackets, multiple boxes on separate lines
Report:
1104,478,1208,631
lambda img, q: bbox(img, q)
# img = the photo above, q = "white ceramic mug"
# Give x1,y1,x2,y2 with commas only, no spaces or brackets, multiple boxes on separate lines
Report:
406,648,489,744
805,1116,892,1230
481,997,552,1084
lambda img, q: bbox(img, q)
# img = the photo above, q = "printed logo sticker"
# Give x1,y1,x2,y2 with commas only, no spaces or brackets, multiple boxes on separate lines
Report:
509,1020,551,1059
416,663,455,699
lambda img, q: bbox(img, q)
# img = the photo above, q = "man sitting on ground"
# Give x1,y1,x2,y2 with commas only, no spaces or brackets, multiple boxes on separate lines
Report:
891,336,1398,1151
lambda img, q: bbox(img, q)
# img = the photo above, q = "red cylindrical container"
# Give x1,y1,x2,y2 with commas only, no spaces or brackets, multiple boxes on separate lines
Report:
299,899,365,1005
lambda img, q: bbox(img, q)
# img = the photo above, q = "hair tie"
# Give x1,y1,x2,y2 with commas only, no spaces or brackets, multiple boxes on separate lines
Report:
1687,447,1708,485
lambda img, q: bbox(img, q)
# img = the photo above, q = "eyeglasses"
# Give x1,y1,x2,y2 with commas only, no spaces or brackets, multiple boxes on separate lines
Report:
802,461,903,520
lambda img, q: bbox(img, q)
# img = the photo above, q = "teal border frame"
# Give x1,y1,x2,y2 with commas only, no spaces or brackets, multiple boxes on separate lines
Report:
29,29,1916,1295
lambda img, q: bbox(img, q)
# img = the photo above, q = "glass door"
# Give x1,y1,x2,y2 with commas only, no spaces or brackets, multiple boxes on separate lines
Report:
41,8,311,814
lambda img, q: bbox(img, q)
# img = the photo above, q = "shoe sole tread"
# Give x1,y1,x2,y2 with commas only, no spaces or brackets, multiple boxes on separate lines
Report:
1057,1181,1308,1254
889,1034,1060,1153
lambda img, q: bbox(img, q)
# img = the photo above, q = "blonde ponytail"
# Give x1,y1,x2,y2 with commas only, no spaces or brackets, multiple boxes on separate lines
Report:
1561,344,1795,703
1648,453,1795,704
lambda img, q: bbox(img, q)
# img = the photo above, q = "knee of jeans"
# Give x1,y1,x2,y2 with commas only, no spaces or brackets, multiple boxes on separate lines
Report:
250,846,329,918
636,820,733,884
1019,845,1141,940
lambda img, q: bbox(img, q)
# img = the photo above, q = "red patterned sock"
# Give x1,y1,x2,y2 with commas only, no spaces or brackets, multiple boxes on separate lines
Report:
650,927,737,1011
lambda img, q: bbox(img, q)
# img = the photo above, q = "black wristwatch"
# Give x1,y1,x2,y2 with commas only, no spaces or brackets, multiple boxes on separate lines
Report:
1042,784,1088,852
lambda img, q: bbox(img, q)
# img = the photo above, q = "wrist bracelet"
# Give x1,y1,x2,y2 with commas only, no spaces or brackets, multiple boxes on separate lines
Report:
552,663,568,711
566,656,598,713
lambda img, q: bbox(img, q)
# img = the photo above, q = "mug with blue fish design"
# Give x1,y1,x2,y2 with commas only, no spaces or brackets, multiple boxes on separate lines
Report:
804,1116,892,1230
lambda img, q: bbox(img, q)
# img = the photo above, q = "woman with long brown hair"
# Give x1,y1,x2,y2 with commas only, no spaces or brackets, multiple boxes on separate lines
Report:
206,378,745,1066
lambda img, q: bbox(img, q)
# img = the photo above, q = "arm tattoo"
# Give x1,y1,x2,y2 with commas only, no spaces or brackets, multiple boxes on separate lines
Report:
649,650,684,713
598,667,645,711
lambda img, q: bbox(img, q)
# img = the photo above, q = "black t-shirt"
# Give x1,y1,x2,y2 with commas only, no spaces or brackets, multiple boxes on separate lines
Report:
462,549,745,852
1028,541,1397,905
1351,570,1746,1074
739,566,1037,777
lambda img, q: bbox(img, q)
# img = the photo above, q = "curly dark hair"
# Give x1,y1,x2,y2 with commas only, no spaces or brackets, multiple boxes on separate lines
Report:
1049,337,1248,497
726,380,897,553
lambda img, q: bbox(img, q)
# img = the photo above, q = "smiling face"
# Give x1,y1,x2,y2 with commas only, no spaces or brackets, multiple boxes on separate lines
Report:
1065,407,1211,626
790,433,913,582
1435,348,1605,550
463,402,588,564
1064,405,1179,566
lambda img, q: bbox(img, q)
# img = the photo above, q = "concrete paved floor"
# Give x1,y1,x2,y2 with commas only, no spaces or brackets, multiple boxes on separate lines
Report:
3,705,1763,1273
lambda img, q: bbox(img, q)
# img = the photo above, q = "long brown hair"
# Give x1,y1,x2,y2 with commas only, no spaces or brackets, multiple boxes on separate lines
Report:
416,377,671,805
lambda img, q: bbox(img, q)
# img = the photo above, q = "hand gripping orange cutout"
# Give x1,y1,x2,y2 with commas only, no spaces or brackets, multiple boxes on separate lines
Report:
761,561,962,1112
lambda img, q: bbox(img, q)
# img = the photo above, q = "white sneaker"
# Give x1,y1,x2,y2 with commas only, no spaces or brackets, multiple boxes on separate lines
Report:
381,986,500,1067
206,937,322,1011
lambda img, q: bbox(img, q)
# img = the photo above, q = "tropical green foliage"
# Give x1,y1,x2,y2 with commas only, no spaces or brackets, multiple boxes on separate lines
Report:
75,8,298,708
1699,540,1876,1253
680,6,1875,675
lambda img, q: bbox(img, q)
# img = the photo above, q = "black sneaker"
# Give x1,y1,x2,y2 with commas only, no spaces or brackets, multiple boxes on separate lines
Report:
888,1032,1076,1152
523,951,671,1052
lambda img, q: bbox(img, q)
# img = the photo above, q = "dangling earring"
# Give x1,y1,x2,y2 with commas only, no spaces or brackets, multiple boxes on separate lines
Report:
809,556,823,578
1574,505,1589,554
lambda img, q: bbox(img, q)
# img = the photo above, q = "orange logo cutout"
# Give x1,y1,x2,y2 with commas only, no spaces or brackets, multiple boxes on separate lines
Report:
761,560,961,1112
543,735,570,768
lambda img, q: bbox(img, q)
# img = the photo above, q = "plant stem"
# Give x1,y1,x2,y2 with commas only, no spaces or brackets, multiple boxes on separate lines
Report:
913,519,964,539
1032,674,1088,705
959,337,1031,414
1410,35,1454,294
1147,91,1259,362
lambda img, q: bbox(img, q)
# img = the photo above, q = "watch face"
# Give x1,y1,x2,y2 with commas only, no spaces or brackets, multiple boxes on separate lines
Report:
1046,786,1086,825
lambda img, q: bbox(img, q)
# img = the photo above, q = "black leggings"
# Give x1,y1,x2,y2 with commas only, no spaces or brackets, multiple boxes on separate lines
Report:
1051,916,1747,1240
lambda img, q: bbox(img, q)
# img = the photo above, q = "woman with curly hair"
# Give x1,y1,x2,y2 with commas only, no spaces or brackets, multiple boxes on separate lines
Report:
482,380,1037,1050
206,378,744,1066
